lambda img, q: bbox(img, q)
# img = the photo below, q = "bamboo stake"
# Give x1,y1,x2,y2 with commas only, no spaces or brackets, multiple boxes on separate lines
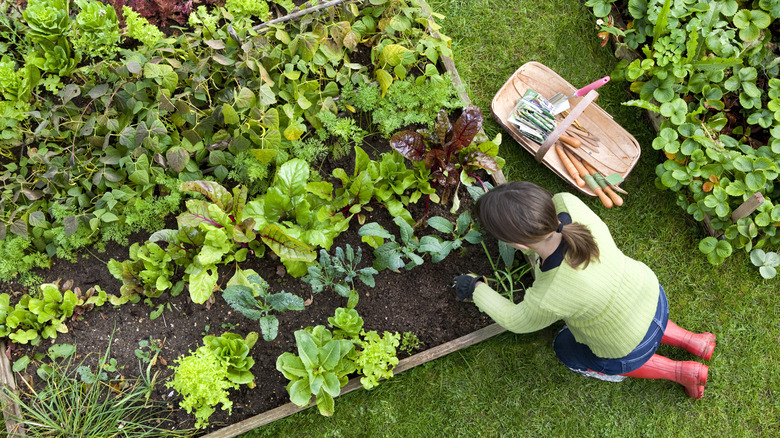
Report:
252,0,355,32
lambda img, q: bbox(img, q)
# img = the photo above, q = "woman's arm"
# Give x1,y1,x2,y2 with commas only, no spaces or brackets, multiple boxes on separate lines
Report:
472,282,560,333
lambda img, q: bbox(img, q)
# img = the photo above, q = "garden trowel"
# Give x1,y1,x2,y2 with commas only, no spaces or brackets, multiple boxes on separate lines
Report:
549,76,610,115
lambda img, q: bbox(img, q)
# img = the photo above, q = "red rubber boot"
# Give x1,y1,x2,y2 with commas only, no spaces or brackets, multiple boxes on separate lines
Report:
662,320,716,360
622,354,708,399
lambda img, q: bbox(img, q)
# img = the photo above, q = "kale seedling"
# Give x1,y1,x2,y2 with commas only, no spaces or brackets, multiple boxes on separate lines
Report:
358,217,424,271
221,271,305,341
302,244,378,298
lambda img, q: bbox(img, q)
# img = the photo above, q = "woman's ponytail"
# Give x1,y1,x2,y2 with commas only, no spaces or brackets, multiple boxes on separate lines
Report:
559,223,599,269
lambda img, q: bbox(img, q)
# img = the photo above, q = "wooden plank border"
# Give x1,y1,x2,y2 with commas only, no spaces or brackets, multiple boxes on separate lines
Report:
0,340,25,436
202,323,507,438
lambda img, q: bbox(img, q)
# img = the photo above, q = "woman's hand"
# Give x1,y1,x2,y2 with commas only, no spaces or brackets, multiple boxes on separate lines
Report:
452,274,487,301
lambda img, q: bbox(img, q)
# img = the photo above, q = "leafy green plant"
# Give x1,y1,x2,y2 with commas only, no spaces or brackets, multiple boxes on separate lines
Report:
419,211,483,262
167,332,258,428
275,325,357,416
22,0,70,43
107,240,180,300
303,244,379,298
0,283,113,345
399,331,423,355
750,248,780,279
328,307,364,339
390,105,503,207
354,330,400,390
73,0,121,59
359,217,424,271
123,5,166,47
222,270,305,341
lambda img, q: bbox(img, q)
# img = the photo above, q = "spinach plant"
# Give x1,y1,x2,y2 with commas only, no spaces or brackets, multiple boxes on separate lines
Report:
358,217,424,271
222,270,305,341
419,211,483,262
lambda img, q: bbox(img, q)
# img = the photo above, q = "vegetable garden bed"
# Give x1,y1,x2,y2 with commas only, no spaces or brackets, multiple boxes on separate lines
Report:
0,0,519,435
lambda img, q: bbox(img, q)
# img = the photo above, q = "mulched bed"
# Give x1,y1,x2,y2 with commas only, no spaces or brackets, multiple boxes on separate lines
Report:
1,131,524,434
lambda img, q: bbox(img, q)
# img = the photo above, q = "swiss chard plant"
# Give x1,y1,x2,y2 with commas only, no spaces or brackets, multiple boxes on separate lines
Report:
588,0,780,270
390,105,503,211
221,269,305,341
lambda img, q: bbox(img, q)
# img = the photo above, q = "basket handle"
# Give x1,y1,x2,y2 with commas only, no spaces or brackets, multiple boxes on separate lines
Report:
534,90,599,162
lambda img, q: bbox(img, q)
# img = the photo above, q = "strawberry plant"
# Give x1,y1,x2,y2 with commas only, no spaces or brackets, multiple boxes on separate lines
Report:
589,0,780,269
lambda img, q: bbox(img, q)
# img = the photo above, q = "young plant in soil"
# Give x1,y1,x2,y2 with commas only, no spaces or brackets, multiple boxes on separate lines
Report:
302,244,379,298
358,217,425,271
419,211,483,262
222,269,305,341
167,331,259,429
276,306,402,416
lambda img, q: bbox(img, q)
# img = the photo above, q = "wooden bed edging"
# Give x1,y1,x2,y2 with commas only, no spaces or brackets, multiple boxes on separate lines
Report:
201,323,507,438
0,340,25,436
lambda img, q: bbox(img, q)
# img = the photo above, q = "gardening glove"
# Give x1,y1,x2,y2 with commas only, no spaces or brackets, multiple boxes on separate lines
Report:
452,274,486,302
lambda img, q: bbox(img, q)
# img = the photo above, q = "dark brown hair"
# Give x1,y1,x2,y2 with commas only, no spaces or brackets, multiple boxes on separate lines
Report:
475,181,599,269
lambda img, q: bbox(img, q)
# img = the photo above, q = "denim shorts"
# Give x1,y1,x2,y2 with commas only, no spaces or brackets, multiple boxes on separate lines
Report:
553,285,669,375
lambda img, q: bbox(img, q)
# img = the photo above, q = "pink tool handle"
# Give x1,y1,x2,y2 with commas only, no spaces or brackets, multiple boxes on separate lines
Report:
574,76,610,97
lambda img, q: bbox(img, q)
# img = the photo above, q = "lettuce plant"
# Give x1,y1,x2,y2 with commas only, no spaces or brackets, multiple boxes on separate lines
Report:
202,331,259,386
167,332,258,429
0,283,111,345
22,0,70,43
328,307,364,339
122,5,165,47
73,0,121,59
276,325,357,416
355,330,400,390
222,271,305,341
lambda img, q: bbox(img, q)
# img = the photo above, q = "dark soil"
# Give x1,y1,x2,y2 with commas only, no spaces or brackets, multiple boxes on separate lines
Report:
2,134,526,435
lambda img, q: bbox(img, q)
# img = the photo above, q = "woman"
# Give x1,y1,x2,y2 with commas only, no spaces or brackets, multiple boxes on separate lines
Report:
454,181,715,398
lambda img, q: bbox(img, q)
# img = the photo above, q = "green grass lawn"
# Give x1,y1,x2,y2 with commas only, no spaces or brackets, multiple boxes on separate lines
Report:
241,1,780,436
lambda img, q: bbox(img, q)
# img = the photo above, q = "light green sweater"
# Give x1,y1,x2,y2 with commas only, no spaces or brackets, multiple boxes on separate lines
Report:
473,193,660,358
